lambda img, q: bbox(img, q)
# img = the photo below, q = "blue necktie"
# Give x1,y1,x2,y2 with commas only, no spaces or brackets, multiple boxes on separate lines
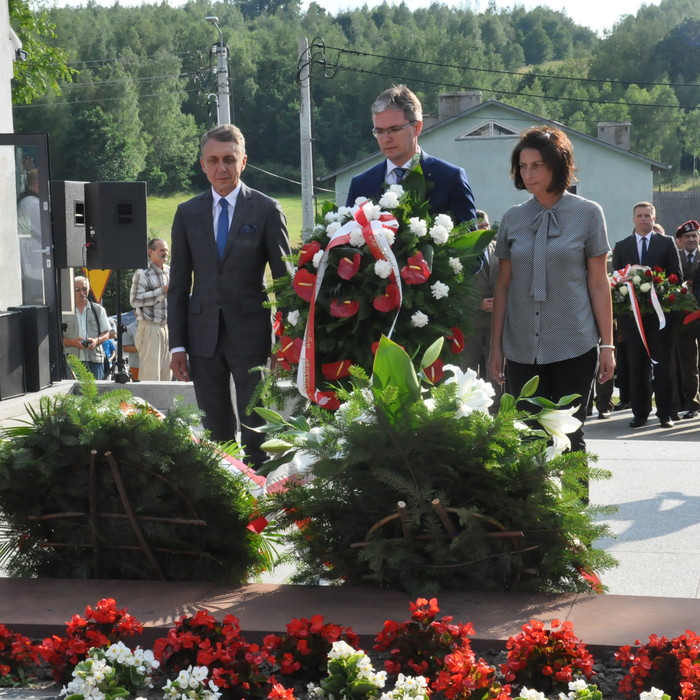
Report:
217,198,229,260
640,236,648,265
393,167,407,183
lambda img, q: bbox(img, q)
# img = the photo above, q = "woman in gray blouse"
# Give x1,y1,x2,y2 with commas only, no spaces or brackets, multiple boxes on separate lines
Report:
488,126,615,452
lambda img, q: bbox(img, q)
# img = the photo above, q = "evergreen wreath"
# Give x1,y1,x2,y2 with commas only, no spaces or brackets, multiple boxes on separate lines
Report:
0,357,267,582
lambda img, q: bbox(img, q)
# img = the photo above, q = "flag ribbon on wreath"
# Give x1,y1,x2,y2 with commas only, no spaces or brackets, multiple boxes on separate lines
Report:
297,201,401,405
612,264,665,363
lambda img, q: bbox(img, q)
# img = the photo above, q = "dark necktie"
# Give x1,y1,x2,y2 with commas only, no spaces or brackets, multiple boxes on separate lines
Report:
640,236,648,265
217,198,229,260
688,252,694,264
393,167,407,184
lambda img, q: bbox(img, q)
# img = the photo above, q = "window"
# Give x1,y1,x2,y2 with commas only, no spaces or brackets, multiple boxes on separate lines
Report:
457,121,518,139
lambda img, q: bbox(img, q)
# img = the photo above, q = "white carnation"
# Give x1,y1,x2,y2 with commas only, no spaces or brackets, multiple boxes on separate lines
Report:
287,310,300,326
632,275,641,284
326,221,341,237
349,227,365,247
430,281,449,299
388,183,404,197
363,202,382,220
434,213,454,232
374,260,392,278
411,311,429,328
640,282,652,292
353,196,369,206
619,286,629,296
448,257,463,274
429,224,449,244
409,217,428,237
379,190,400,209
337,205,352,219
312,250,324,268
382,227,396,246
324,211,339,223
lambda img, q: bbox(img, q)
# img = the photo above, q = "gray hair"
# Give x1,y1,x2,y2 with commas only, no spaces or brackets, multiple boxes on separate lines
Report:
371,84,423,122
200,124,246,155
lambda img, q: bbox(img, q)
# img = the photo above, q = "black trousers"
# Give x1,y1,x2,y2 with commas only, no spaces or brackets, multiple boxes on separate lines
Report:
618,314,675,421
189,318,268,467
506,346,598,453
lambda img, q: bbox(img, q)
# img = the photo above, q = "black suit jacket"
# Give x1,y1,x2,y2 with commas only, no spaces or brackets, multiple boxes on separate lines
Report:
345,151,477,224
611,232,682,279
168,183,291,358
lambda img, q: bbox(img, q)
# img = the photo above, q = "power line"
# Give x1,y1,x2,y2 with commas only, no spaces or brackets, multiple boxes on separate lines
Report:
12,88,200,109
332,63,684,110
324,44,700,90
58,73,194,88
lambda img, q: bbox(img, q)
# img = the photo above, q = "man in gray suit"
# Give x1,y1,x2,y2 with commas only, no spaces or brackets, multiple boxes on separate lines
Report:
168,124,291,466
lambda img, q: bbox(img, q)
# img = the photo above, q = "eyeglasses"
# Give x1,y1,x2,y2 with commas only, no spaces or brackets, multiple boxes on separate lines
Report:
372,121,416,138
74,287,88,292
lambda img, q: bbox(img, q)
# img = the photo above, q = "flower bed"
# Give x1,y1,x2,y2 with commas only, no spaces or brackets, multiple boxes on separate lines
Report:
1,597,695,700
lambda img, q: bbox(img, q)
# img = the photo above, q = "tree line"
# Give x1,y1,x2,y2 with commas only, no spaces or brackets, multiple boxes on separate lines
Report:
10,0,700,196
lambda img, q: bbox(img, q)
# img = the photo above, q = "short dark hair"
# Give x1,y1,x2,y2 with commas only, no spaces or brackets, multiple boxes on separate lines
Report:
200,124,246,155
510,126,575,195
371,84,422,122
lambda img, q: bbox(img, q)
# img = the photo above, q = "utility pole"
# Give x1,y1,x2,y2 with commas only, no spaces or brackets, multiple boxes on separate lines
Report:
299,38,314,241
205,16,231,125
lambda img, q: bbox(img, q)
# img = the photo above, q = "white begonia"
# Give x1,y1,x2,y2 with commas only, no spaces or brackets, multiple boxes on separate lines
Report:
517,688,547,700
639,690,668,700
328,640,356,660
430,281,449,299
379,190,400,209
374,260,392,279
434,213,454,232
326,221,342,237
640,282,652,292
568,679,588,691
411,311,429,328
287,309,300,326
620,286,629,296
429,224,449,245
312,250,324,268
443,365,495,417
409,217,428,238
448,257,463,274
349,227,365,247
381,674,430,700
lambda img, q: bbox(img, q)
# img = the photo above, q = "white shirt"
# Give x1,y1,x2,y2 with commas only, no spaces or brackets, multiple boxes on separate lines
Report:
383,149,421,185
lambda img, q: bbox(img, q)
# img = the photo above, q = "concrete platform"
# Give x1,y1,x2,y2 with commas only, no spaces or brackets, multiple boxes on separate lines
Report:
1,578,700,652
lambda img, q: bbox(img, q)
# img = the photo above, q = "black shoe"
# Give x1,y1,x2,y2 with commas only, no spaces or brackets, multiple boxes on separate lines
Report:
598,411,611,419
629,417,647,428
660,418,675,428
670,412,680,421
682,410,698,419
614,402,630,412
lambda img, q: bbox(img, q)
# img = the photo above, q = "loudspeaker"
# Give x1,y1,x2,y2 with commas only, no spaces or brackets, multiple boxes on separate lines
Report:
52,180,88,269
85,182,148,270
8,305,51,392
0,311,26,400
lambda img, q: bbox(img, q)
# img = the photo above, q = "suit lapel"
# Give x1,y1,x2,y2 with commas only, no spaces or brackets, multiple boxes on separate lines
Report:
223,184,252,260
197,191,219,261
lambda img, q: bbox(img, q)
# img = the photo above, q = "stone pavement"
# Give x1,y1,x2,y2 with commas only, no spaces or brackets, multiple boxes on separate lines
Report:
585,405,700,598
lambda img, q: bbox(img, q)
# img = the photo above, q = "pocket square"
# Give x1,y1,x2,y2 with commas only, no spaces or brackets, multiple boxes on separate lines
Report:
240,224,258,235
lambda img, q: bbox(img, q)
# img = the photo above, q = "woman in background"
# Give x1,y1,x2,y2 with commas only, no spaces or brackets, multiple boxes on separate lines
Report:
488,126,615,452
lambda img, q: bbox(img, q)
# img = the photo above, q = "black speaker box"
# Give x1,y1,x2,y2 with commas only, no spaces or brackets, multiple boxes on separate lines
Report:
85,182,148,270
52,180,88,269
0,311,26,400
8,305,51,392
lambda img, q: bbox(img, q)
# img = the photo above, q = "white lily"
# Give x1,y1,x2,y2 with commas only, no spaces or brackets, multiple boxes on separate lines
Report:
537,406,581,450
443,364,495,417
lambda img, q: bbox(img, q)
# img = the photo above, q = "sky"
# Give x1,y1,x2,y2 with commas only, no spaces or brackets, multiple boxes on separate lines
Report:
50,0,664,36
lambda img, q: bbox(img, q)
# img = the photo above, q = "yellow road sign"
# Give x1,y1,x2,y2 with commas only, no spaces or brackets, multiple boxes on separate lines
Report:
82,268,112,303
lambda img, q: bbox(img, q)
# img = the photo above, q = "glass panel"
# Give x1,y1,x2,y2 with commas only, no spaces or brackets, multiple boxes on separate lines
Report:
15,144,45,305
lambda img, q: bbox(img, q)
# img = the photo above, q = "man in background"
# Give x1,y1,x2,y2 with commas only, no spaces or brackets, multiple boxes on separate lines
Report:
168,124,291,467
612,202,682,428
130,238,171,381
346,84,477,225
62,276,110,379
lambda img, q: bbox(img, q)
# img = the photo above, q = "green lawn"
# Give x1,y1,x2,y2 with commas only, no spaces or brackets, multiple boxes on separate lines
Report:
147,192,308,249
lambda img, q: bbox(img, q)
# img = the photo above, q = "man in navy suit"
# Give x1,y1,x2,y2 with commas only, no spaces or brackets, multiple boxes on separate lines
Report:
168,124,291,465
611,201,682,428
345,84,477,224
